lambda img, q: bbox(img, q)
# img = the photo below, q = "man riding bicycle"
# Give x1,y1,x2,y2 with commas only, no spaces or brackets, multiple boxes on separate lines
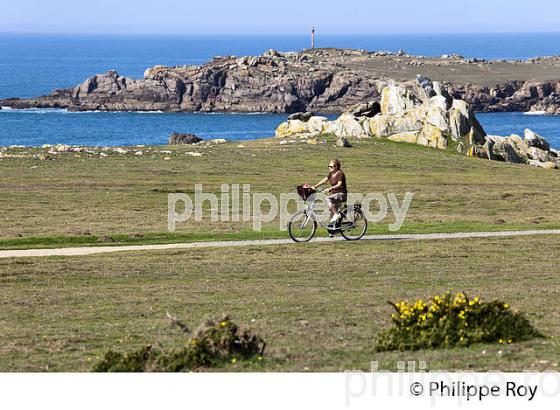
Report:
312,158,347,223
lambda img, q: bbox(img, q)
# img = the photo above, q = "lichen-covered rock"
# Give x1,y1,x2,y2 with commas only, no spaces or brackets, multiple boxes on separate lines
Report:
433,82,452,107
277,80,468,152
449,100,487,154
491,138,526,163
449,100,486,140
528,160,558,169
505,134,530,162
416,74,436,99
361,117,371,135
449,103,471,140
369,109,424,138
387,131,420,144
426,103,449,131
479,133,560,166
419,123,447,149
275,119,309,138
416,75,452,107
380,84,420,115
307,116,329,133
528,146,556,162
468,139,497,160
524,128,551,151
274,122,290,138
273,78,558,170
328,113,368,138
428,95,450,112
275,116,328,138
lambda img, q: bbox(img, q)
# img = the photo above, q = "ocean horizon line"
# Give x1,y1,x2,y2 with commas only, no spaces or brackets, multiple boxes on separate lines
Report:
2,31,560,37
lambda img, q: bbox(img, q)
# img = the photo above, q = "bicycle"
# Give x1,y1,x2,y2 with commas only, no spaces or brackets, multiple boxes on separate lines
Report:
288,185,368,243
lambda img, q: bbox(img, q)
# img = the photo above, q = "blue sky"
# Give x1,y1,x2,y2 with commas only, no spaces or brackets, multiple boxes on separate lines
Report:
1,0,559,34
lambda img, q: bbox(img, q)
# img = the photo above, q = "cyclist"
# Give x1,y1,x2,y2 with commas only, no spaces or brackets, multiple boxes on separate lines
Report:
312,158,347,223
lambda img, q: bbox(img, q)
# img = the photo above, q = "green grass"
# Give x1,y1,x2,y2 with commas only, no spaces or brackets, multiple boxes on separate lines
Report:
1,137,559,372
0,235,558,372
1,137,560,249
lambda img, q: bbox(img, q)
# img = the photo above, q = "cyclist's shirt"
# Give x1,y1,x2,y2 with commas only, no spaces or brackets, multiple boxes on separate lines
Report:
328,170,347,194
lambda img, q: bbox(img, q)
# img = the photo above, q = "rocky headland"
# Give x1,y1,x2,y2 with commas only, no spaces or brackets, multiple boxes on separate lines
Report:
2,48,560,114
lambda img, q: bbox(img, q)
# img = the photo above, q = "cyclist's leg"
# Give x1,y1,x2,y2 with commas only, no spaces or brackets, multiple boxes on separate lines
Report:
327,194,344,223
326,195,336,216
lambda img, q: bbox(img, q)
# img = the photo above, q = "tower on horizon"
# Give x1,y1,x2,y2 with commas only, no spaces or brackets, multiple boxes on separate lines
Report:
311,27,315,49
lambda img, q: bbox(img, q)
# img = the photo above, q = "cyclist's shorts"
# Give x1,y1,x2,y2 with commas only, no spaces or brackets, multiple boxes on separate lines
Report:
326,193,347,207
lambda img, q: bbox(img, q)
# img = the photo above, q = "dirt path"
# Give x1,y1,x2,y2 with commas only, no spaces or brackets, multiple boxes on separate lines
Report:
1,229,559,259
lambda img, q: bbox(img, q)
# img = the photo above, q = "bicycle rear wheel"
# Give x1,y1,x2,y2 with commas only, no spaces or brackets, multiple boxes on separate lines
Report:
340,207,368,240
288,210,317,242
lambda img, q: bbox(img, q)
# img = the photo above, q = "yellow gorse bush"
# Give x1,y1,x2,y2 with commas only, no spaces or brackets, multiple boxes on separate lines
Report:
376,292,541,351
390,292,483,328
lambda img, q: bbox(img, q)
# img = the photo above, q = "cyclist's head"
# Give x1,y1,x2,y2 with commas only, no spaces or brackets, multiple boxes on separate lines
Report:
329,158,341,171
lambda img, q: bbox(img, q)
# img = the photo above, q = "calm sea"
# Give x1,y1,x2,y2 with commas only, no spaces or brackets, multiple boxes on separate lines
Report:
1,33,560,147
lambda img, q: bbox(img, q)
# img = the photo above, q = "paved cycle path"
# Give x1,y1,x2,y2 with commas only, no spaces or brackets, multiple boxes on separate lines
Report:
1,229,559,259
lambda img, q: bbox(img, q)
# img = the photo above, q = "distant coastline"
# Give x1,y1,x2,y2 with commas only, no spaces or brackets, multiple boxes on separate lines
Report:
2,35,560,147
2,48,560,115
2,32,560,99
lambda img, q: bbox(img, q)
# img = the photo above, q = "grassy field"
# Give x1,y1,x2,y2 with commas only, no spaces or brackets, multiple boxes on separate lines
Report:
310,49,560,86
1,137,559,372
0,235,558,372
1,136,560,249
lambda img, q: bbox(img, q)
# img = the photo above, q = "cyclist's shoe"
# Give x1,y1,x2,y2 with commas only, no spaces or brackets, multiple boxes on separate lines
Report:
330,212,341,223
328,233,335,238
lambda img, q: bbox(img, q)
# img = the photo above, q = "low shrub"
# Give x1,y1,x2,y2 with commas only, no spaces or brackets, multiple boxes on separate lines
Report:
376,292,542,351
93,346,154,372
93,315,266,372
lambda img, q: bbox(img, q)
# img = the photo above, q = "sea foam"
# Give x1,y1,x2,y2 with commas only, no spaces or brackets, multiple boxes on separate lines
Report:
524,111,547,116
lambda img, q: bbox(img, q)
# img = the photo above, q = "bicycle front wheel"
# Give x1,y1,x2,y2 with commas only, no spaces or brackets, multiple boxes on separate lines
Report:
288,210,317,243
340,207,368,241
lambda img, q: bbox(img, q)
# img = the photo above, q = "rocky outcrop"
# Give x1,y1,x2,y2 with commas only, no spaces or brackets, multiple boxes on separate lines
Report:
470,130,558,168
288,111,314,121
347,101,381,117
449,81,560,113
524,128,550,151
3,49,560,114
168,132,203,145
275,78,559,170
2,53,374,113
276,78,484,152
529,92,560,114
